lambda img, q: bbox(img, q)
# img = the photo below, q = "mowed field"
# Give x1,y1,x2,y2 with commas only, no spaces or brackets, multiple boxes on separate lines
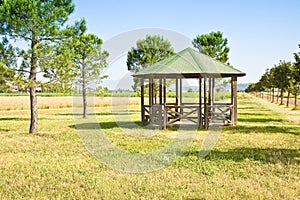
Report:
0,94,299,199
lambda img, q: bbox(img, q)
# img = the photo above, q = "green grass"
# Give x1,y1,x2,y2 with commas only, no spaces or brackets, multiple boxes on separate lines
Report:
0,93,299,199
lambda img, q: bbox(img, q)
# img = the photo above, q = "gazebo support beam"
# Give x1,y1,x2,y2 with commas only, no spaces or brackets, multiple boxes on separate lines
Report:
180,78,182,105
208,78,212,106
141,78,145,125
232,76,238,125
212,78,215,105
175,78,178,105
163,78,166,105
204,77,208,129
149,78,152,106
199,77,203,129
159,78,162,104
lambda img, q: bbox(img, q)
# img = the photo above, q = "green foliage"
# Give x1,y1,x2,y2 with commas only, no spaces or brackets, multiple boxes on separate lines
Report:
292,45,300,90
73,35,109,84
0,38,16,91
127,35,174,72
272,60,292,91
193,31,230,64
0,0,74,40
96,86,108,98
127,35,175,92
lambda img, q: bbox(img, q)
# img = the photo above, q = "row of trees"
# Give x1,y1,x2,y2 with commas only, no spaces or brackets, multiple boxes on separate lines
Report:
0,0,108,133
245,45,300,107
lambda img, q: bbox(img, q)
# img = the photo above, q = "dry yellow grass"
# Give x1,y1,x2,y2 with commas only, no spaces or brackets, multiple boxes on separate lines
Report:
0,96,141,110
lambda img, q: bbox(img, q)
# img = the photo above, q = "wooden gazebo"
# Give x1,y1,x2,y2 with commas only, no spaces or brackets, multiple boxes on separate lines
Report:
133,47,246,129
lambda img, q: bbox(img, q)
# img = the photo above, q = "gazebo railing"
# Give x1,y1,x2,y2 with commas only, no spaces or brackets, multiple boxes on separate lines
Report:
165,105,200,126
142,103,233,129
206,104,233,127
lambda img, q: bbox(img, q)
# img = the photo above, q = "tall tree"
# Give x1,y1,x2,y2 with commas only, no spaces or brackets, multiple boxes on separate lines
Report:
127,35,175,72
269,67,277,102
259,69,272,100
72,20,109,118
38,39,77,94
273,60,292,105
292,44,300,108
193,31,230,64
0,38,15,92
0,0,75,133
127,34,174,92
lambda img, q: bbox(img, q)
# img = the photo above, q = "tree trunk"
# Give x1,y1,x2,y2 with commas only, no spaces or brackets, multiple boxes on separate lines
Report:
82,64,87,118
286,91,290,107
280,89,284,105
29,38,38,133
272,88,275,102
295,91,298,108
276,88,279,103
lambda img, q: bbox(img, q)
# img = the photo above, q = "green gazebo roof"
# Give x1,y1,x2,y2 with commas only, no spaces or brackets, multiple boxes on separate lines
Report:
133,47,246,78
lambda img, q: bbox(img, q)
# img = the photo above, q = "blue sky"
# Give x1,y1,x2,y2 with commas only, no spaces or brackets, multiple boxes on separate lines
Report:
69,0,300,89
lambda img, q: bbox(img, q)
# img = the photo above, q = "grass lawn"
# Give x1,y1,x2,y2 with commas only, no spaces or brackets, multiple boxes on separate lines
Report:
0,93,299,199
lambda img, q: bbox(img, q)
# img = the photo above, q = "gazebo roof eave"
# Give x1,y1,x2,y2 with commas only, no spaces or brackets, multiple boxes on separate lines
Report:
132,72,246,79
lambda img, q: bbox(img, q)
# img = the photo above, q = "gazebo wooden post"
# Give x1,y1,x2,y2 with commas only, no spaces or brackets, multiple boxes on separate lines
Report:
175,78,179,114
163,77,167,129
199,76,203,129
179,78,183,121
179,78,183,105
212,78,215,105
149,77,153,106
159,77,164,129
204,77,208,129
163,78,166,105
141,78,145,125
208,78,211,106
159,78,162,105
232,76,238,125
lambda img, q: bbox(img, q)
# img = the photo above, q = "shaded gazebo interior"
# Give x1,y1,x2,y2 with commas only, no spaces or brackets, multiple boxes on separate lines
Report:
133,48,246,129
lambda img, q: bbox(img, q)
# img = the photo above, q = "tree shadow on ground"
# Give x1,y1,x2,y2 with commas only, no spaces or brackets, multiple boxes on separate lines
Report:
223,125,299,135
0,117,47,121
56,112,136,116
187,147,300,165
69,121,143,130
69,120,299,135
238,107,270,111
0,128,10,132
238,118,283,123
69,121,199,131
238,113,276,116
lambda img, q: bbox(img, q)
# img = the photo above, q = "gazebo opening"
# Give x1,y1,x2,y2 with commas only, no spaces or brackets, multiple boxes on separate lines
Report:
133,47,246,129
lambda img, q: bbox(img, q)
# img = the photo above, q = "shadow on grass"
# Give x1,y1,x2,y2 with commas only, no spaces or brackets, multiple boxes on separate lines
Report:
0,117,47,121
223,125,299,135
238,113,276,116
70,121,201,131
185,148,299,164
0,128,10,132
238,107,271,112
69,121,299,135
238,118,283,123
56,112,137,116
69,121,143,130
206,147,299,164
